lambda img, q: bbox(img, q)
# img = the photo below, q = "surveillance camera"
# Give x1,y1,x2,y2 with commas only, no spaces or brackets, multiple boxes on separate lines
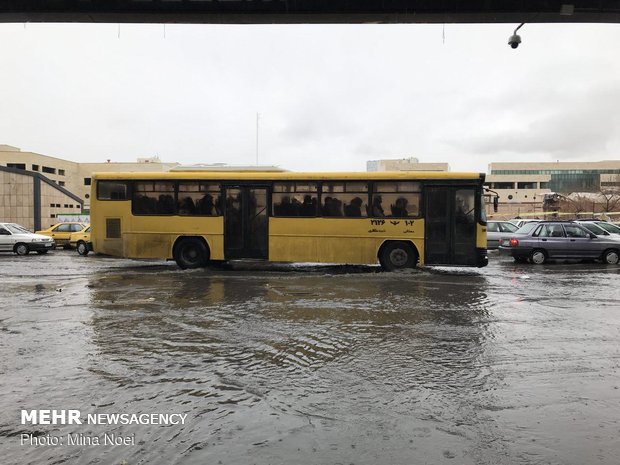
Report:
508,33,521,49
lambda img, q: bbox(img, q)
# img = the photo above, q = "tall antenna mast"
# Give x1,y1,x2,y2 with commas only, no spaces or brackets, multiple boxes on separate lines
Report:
255,113,260,165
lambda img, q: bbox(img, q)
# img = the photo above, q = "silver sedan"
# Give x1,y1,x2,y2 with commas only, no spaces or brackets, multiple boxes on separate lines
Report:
499,221,620,264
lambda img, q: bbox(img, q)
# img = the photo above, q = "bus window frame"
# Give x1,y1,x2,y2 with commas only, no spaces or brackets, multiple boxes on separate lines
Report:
96,180,131,201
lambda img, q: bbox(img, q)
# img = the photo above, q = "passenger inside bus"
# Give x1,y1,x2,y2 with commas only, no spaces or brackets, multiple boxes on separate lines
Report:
390,197,408,217
344,197,363,217
371,195,385,217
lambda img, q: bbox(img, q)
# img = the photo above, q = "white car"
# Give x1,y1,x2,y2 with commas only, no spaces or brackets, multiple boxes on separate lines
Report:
0,223,55,255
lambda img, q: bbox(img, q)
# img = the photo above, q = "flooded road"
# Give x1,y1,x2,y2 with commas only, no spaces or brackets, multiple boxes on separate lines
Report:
1,251,619,465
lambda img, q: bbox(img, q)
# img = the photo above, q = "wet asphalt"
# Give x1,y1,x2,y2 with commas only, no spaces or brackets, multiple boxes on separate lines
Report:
0,250,619,465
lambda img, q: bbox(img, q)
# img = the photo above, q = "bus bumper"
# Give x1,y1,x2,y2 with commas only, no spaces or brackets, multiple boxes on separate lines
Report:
476,248,488,267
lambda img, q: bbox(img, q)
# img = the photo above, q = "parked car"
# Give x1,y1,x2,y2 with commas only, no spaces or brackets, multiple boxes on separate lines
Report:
499,221,620,264
587,221,620,236
69,226,92,256
35,222,87,248
509,218,542,229
486,221,520,250
573,221,620,241
572,219,620,236
0,223,55,255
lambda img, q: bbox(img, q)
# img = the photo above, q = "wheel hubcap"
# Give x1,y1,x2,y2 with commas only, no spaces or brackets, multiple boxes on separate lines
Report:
183,247,199,263
389,248,408,267
532,252,544,264
606,252,619,264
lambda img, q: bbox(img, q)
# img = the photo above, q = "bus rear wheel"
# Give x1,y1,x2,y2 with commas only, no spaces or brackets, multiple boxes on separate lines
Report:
379,241,417,271
174,238,209,269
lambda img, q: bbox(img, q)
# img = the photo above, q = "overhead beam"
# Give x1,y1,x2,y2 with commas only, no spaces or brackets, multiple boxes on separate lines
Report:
0,1,619,25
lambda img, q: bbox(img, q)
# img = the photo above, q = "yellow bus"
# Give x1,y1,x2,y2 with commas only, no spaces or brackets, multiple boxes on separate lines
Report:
90,170,488,270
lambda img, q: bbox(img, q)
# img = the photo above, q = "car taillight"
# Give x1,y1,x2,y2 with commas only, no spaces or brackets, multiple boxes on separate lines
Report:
509,238,519,247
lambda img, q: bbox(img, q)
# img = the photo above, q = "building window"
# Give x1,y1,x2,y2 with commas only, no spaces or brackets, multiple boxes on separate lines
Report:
7,163,26,170
59,181,65,187
517,182,537,189
50,214,56,218
50,203,55,208
59,169,65,176
539,182,549,189
64,204,69,208
492,182,514,189
42,166,56,174
32,164,39,171
84,177,91,186
56,203,61,208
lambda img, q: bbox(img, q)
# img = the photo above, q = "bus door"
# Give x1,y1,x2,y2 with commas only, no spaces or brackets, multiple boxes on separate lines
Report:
224,186,268,259
425,186,478,266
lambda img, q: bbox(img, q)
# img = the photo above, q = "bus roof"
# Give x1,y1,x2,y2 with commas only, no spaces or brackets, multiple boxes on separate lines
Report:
92,171,485,182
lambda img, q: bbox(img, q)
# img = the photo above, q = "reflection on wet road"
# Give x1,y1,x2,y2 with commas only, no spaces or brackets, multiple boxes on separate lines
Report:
1,252,619,465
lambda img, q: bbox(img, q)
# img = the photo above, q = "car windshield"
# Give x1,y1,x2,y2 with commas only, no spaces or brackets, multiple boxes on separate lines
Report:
503,222,519,232
6,224,32,234
515,222,539,234
597,222,620,234
580,223,608,235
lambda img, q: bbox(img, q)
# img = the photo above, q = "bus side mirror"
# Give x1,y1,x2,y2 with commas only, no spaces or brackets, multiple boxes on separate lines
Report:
493,197,499,213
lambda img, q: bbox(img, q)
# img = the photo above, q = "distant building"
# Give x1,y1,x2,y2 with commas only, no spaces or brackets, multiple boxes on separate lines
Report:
367,157,449,172
486,161,620,218
0,144,179,229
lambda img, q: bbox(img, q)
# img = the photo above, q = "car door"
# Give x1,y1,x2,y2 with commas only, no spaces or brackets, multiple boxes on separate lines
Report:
0,226,12,251
536,224,567,258
563,224,599,258
51,224,73,242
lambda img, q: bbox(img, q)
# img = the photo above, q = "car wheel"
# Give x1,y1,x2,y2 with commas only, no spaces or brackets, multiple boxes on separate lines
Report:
15,243,29,256
602,249,619,265
36,250,49,255
529,249,547,265
174,238,209,269
379,241,417,271
77,241,89,256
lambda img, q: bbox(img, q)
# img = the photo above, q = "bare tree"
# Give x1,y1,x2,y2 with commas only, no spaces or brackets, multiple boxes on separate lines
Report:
599,172,620,213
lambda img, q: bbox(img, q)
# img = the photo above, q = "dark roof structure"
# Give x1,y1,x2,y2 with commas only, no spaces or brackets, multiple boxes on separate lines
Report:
1,1,619,25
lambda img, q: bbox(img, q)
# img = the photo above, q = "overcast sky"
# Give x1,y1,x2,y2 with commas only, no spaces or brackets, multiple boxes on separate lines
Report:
1,22,619,173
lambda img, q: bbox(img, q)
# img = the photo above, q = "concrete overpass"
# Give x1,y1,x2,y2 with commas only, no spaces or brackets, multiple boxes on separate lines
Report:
0,1,619,25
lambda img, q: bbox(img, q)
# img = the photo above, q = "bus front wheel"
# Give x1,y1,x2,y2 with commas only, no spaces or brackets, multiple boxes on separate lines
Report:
174,238,209,269
379,241,417,271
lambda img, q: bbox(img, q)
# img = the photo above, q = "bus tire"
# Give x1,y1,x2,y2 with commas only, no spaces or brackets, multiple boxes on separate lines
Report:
15,243,29,256
77,241,89,256
173,237,209,269
379,241,417,271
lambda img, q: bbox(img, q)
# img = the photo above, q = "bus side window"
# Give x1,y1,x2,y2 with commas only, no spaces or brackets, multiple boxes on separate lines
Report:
272,182,318,217
322,182,368,218
97,181,128,200
178,182,221,216
133,181,175,215
372,182,421,218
